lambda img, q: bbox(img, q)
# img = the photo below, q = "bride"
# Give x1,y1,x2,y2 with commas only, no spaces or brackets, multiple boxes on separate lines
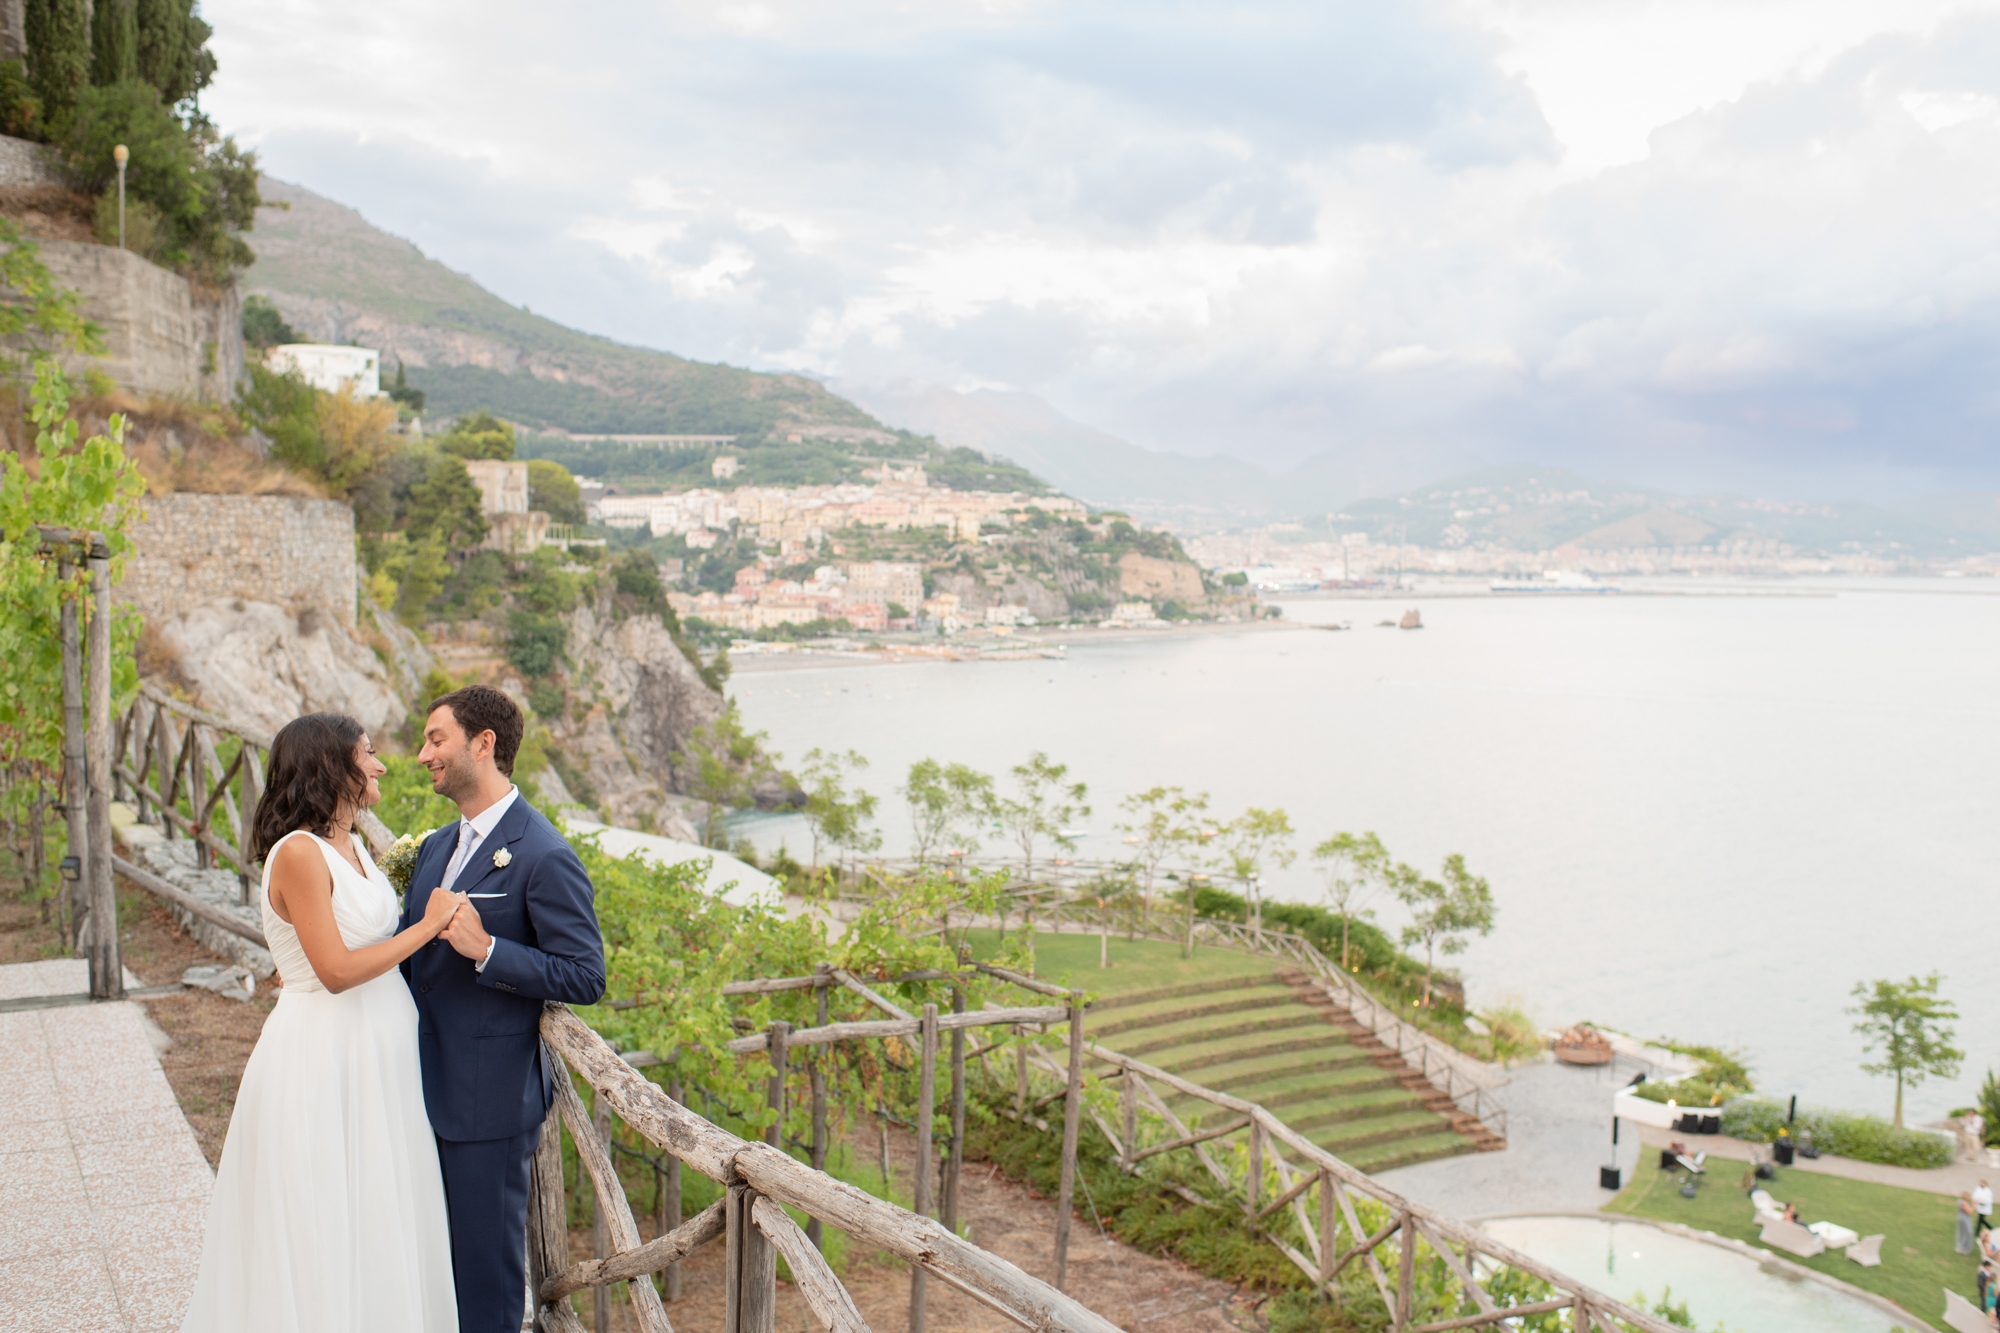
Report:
181,713,470,1331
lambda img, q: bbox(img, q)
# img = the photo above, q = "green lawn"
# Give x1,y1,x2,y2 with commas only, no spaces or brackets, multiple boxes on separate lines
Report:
1605,1157,1977,1329
956,928,1279,999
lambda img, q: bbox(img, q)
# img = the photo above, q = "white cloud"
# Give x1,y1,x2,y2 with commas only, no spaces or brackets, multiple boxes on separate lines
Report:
203,0,2000,498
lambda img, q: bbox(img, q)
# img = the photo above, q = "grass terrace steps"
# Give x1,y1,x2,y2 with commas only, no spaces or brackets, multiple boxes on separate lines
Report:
963,930,1493,1176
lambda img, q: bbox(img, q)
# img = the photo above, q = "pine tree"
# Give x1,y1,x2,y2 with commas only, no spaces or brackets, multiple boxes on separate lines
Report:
90,0,136,86
24,0,91,124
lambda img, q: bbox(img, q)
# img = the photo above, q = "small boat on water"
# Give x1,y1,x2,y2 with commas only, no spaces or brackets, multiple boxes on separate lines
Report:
1399,608,1423,630
1553,1025,1614,1065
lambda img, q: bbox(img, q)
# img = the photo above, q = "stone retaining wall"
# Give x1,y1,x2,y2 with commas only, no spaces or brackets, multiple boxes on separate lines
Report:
121,493,358,628
114,817,273,978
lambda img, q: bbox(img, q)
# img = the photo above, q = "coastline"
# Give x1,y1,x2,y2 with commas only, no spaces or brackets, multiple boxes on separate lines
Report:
727,615,1292,673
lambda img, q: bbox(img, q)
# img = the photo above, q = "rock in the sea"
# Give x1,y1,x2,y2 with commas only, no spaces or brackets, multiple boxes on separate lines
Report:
153,597,410,737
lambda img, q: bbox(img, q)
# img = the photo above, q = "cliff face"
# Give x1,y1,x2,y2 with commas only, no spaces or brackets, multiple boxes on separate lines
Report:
533,591,726,841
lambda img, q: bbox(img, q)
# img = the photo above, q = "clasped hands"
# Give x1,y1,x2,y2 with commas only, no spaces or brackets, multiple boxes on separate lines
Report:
418,887,496,962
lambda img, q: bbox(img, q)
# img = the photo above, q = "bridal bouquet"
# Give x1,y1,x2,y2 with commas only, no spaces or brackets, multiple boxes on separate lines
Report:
380,829,436,896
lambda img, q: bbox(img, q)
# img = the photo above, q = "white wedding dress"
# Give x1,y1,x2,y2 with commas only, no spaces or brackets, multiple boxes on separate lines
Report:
180,830,458,1332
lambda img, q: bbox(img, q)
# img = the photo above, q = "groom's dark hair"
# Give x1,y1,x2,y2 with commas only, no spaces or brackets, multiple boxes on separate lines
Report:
429,684,524,776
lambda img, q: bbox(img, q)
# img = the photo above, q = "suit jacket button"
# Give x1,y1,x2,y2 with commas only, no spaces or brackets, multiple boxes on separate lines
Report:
420,983,432,993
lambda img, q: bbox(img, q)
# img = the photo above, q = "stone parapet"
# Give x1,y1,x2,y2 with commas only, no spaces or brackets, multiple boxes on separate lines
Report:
121,492,358,628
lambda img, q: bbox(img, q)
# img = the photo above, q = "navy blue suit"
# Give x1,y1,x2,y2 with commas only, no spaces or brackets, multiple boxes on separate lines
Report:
401,795,605,1333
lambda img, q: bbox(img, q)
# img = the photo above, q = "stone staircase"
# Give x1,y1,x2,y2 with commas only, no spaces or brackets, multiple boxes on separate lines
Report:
1091,970,1495,1173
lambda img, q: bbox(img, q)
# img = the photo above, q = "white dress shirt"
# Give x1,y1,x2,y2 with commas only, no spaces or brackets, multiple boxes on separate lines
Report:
441,786,519,972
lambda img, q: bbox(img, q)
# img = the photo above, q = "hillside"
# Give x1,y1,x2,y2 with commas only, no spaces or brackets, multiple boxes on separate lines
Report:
244,179,881,438
1317,465,2000,558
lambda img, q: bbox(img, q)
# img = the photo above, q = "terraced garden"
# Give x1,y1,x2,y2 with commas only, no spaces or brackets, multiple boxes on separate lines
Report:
963,930,1494,1173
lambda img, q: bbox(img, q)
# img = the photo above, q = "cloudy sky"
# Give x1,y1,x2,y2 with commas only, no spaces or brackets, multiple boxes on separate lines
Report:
207,1,2000,498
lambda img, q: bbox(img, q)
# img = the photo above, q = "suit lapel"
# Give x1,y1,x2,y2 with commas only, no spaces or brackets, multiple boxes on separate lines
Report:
449,797,529,898
406,824,460,925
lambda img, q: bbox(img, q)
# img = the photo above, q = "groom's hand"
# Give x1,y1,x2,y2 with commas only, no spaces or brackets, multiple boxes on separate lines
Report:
439,896,493,962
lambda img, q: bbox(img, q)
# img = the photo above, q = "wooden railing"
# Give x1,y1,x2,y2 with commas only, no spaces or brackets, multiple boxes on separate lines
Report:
111,682,393,903
532,1003,1122,1333
540,984,1678,1333
1024,1033,1679,1333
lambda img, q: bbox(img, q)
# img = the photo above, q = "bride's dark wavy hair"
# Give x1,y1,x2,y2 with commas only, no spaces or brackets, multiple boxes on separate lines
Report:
250,713,368,862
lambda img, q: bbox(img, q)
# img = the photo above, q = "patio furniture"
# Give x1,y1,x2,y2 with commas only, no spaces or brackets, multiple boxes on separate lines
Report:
1758,1217,1827,1258
1845,1234,1883,1268
1944,1288,1989,1333
1749,1189,1785,1225
1808,1221,1860,1249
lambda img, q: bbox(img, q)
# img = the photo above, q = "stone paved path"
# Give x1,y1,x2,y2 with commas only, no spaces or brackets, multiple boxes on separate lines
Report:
0,960,211,1332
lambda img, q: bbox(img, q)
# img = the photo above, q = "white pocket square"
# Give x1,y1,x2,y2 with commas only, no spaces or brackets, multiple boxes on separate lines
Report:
467,892,507,899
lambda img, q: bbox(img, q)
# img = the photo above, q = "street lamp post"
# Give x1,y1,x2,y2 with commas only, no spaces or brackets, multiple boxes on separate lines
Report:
112,144,128,250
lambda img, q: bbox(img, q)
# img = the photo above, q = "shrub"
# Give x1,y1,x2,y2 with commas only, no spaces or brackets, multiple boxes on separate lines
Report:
506,610,565,678
240,294,297,350
1721,1097,1955,1169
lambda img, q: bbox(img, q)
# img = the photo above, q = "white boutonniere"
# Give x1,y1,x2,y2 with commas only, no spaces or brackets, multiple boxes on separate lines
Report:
492,847,512,868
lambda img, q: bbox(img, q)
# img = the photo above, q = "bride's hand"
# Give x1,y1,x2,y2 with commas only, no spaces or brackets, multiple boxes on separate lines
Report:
420,888,465,936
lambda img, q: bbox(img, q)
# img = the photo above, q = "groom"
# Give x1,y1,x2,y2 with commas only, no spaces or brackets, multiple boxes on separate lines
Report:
403,685,606,1333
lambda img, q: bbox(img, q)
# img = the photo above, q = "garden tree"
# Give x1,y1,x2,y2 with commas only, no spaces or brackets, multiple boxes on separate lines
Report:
437,410,515,461
403,456,488,552
998,750,1088,881
1849,973,1962,1128
312,386,398,496
133,0,214,106
62,79,260,279
1214,806,1295,933
1394,853,1495,1006
89,0,135,86
1311,830,1390,972
797,747,880,870
239,294,297,350
526,459,585,525
25,0,90,124
1111,785,1217,958
0,364,147,872
900,758,995,864
1115,785,1190,898
384,360,425,413
673,705,780,847
1979,1070,2000,1148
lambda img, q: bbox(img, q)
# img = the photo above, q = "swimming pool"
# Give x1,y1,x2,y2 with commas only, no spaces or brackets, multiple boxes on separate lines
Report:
1478,1215,1914,1332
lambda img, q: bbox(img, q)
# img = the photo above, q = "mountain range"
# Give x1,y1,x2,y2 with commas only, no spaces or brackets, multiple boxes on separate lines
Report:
242,180,2000,554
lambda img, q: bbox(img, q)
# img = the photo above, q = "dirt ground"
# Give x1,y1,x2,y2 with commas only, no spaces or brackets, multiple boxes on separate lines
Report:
569,1125,1248,1333
3,878,1255,1331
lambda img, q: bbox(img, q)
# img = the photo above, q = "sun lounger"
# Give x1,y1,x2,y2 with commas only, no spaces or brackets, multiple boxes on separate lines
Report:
1944,1287,1989,1333
1845,1234,1883,1268
1757,1217,1826,1258
1674,1151,1706,1175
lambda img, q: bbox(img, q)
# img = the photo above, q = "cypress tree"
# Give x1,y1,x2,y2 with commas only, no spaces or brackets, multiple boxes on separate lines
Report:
91,0,137,87
24,0,91,123
133,0,212,106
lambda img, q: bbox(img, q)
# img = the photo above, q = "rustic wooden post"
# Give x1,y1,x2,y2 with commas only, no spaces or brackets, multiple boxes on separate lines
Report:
527,1099,571,1329
55,549,87,960
724,1182,776,1333
1246,1120,1264,1218
1317,1171,1336,1291
808,970,829,1251
663,1076,684,1300
1394,1209,1415,1330
909,1003,939,1333
593,1094,612,1333
1053,989,1085,1291
84,541,119,1000
1014,1038,1029,1120
1119,1069,1137,1170
766,1021,791,1149
943,985,966,1234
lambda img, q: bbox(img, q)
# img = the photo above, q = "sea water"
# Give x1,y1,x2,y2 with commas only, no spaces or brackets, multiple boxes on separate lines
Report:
729,577,2000,1120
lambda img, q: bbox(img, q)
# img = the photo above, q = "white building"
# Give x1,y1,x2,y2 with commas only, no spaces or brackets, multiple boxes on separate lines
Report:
264,344,383,397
